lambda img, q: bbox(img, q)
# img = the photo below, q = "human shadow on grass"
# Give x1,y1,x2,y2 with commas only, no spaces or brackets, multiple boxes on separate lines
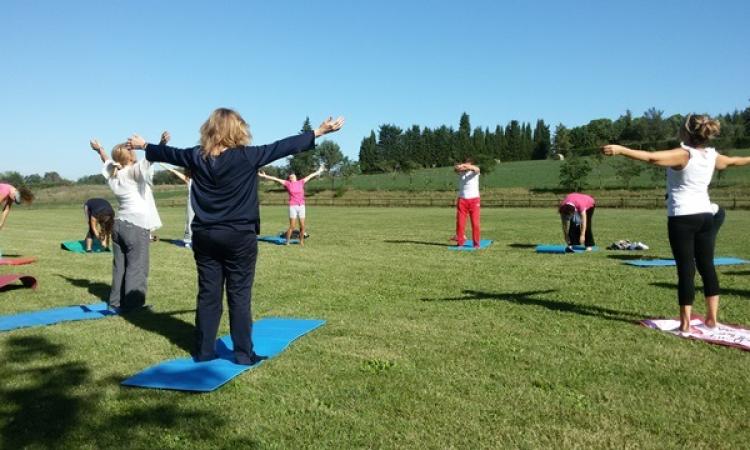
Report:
0,284,32,293
0,336,244,448
508,243,536,249
384,240,450,247
650,282,750,299
58,275,194,353
0,335,92,449
423,289,643,324
724,270,750,276
607,254,660,261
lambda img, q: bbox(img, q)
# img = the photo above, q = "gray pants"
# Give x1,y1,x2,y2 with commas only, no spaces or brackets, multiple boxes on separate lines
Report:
184,195,195,242
110,219,150,310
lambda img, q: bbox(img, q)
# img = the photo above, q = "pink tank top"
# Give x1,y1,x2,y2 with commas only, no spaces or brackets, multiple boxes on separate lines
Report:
0,183,13,202
284,180,306,206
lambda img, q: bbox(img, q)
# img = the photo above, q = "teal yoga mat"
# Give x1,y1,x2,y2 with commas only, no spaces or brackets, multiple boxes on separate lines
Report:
257,236,300,245
535,244,599,254
60,240,110,254
625,257,748,267
122,318,325,392
448,239,493,251
0,302,116,332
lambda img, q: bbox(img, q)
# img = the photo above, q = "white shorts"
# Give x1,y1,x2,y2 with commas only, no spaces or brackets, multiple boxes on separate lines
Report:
289,205,306,219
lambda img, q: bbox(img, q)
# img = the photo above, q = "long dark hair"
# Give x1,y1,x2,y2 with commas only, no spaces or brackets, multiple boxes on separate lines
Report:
96,212,114,243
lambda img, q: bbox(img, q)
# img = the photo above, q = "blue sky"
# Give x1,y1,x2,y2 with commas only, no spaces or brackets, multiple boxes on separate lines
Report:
1,0,748,178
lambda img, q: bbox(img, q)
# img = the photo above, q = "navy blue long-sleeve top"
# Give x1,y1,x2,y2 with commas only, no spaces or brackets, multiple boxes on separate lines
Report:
145,131,315,233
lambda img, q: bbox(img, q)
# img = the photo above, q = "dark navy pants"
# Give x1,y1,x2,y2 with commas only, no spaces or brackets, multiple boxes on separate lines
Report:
192,228,258,364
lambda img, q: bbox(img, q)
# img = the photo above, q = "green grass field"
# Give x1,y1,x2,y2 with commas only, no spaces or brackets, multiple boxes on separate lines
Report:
1,206,749,449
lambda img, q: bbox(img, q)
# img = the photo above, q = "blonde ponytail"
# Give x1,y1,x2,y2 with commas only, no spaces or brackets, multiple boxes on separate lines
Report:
680,114,721,147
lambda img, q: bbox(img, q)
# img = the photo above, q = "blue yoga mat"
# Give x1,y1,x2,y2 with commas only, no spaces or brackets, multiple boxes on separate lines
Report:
60,240,110,254
122,318,325,392
0,302,116,332
535,244,599,254
257,236,300,245
448,239,493,251
624,257,748,267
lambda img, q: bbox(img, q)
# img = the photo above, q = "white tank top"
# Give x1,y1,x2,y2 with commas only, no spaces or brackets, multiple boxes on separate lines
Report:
458,171,480,199
665,143,716,217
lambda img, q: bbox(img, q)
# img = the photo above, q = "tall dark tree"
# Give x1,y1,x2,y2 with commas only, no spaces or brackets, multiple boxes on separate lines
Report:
358,131,379,173
504,120,522,161
532,119,551,160
288,117,318,175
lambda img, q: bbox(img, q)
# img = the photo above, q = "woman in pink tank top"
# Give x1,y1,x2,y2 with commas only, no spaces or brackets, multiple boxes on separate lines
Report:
258,165,325,245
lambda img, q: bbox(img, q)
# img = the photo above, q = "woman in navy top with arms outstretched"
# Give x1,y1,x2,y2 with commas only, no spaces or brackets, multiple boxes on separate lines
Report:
128,108,344,364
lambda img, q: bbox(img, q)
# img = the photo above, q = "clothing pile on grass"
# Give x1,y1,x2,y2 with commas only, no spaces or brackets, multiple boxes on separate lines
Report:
607,240,649,250
278,229,309,239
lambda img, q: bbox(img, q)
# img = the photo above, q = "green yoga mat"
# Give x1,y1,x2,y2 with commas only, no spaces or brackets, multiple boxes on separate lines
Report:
60,240,110,254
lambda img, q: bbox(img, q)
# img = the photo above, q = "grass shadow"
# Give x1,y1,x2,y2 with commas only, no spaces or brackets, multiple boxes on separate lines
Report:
0,284,33,293
423,289,643,324
508,243,536,249
724,270,750,276
58,275,194,353
650,282,750,299
384,240,449,247
0,336,92,448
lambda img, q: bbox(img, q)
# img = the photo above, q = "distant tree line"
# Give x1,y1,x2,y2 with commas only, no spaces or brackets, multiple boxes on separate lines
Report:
359,104,750,174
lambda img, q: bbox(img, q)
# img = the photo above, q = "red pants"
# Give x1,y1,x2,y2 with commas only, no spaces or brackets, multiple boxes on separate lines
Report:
456,197,480,247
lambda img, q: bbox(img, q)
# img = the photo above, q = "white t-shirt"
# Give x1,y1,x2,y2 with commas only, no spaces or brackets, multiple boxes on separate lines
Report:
457,170,480,199
666,144,717,217
102,159,162,230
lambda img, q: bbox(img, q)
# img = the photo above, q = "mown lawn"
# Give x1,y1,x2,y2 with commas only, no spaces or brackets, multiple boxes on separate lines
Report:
0,206,749,449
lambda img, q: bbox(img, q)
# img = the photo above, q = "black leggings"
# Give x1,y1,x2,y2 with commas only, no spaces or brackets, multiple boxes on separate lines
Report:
568,207,595,247
667,212,720,306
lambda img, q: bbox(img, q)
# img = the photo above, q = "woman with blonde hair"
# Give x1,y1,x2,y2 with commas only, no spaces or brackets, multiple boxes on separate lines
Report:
602,114,750,332
0,183,34,231
127,108,344,365
90,132,167,312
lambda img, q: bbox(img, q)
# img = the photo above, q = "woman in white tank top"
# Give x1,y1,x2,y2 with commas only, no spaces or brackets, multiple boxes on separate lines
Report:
602,114,750,332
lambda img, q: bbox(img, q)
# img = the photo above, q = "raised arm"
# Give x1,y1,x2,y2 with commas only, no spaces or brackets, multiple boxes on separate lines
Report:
158,163,189,183
90,139,108,163
601,145,689,168
454,163,480,173
253,116,345,167
128,134,194,168
716,154,750,170
257,171,285,185
302,164,325,183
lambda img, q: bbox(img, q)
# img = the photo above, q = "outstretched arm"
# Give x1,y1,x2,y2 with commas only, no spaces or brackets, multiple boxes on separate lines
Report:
601,145,689,168
90,139,108,163
560,216,570,246
159,131,171,146
303,164,325,182
0,202,11,230
716,154,750,170
158,163,189,183
254,116,345,167
455,163,480,173
258,171,286,185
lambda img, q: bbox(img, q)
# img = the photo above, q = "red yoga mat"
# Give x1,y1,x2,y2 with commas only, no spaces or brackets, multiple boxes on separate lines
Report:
0,257,38,266
0,275,38,290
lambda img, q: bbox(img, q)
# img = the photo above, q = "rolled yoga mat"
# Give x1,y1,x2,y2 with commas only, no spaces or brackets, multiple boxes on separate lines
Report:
257,236,300,245
122,318,325,392
60,240,110,254
624,257,747,267
448,239,493,251
0,302,116,332
0,274,38,291
641,316,750,352
535,244,599,254
0,256,37,266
